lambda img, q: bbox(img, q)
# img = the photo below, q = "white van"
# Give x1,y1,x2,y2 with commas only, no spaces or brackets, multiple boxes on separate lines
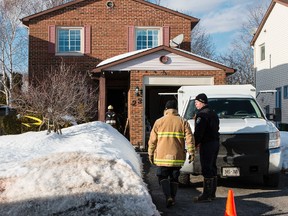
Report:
178,85,281,187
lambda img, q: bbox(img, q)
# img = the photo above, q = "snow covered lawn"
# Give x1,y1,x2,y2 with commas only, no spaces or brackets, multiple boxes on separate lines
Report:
0,122,159,216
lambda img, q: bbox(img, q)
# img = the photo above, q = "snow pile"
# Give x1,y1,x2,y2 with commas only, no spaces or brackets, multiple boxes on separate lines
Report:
281,131,288,170
0,122,159,216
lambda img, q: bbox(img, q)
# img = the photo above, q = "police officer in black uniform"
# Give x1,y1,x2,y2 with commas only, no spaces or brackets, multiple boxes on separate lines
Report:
193,93,220,202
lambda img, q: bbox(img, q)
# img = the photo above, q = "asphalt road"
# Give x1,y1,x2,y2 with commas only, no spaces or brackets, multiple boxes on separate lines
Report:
140,153,288,216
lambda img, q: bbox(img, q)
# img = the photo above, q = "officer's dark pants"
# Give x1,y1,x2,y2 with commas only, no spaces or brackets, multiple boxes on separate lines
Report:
157,167,180,184
200,140,219,178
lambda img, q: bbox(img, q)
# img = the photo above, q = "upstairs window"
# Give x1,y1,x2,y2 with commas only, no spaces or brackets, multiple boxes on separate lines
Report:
135,28,160,50
56,27,83,55
260,44,265,61
127,26,169,52
48,25,91,55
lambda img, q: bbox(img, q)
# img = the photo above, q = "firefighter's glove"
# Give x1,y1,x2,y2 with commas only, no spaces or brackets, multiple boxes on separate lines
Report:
149,154,155,165
188,153,195,163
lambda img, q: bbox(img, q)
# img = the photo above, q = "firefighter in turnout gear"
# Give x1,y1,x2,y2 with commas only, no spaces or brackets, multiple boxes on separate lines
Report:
105,105,118,129
148,100,195,208
193,93,220,203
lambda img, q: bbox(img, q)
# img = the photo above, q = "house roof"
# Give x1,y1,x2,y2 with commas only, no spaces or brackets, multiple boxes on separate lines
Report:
251,0,288,46
21,0,199,29
92,45,235,74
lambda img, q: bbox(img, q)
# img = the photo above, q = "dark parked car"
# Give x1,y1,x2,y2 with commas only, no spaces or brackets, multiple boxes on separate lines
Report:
0,105,19,135
0,105,17,116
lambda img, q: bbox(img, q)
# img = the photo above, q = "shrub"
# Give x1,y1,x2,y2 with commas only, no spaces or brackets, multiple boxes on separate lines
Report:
0,114,21,135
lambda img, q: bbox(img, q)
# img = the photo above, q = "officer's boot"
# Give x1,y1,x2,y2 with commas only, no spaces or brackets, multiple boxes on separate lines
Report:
193,178,213,203
211,176,217,200
170,182,179,206
160,179,173,208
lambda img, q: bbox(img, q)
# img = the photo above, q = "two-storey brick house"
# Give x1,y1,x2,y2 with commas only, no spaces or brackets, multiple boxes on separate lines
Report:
21,0,234,148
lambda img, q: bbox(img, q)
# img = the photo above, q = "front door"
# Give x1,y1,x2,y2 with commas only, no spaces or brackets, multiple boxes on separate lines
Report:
105,71,129,137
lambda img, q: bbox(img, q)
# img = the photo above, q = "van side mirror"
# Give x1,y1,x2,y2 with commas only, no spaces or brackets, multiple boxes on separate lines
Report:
266,108,281,121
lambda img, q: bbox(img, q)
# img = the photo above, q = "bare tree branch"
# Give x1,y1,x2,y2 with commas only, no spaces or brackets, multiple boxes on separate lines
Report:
191,23,216,60
0,0,29,105
13,62,98,134
218,0,270,84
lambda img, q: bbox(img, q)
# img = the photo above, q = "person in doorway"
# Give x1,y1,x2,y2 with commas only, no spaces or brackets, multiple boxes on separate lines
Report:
105,105,118,129
193,93,220,202
148,100,195,208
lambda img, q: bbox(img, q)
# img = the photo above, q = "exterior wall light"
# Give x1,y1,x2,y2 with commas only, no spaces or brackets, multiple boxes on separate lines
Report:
135,86,142,96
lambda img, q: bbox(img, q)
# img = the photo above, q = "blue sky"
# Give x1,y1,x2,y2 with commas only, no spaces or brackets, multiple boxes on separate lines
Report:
157,0,270,55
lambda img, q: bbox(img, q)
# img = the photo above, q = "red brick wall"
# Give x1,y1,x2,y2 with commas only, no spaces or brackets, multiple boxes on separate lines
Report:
27,0,192,80
26,0,229,147
129,69,226,147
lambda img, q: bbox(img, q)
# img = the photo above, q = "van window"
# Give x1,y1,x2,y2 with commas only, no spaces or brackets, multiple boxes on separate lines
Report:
184,98,264,120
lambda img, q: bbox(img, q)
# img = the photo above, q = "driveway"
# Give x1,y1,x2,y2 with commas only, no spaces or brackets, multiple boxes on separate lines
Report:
140,153,288,216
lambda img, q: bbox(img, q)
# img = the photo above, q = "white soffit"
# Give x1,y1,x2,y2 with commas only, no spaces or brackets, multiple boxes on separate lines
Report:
143,76,214,86
102,50,220,71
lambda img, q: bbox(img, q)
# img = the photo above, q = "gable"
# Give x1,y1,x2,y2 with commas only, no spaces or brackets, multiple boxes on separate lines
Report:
23,0,201,79
92,46,234,73
252,1,288,69
251,0,288,46
98,51,220,71
21,0,199,29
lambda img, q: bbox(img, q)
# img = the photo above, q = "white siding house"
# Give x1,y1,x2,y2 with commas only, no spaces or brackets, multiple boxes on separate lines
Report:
251,0,288,125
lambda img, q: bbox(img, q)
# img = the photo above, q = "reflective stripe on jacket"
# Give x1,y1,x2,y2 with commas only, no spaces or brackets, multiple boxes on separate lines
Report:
148,109,194,167
106,119,116,125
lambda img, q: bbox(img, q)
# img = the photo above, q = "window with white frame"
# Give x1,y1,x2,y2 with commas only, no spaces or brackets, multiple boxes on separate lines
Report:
135,28,160,50
260,43,265,61
284,85,288,99
56,27,84,54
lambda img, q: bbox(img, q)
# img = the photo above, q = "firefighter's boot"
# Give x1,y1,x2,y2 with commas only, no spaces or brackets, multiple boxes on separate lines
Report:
170,182,178,206
160,179,173,208
193,178,213,203
211,176,217,200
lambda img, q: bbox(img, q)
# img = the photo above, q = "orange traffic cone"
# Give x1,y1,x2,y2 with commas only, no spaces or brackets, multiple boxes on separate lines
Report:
224,189,237,216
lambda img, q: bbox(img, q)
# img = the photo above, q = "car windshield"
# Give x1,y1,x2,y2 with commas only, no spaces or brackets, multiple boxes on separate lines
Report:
183,98,265,120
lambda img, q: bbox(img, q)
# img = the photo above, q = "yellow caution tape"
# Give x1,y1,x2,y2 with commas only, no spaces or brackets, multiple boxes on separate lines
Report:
21,123,31,127
21,115,42,127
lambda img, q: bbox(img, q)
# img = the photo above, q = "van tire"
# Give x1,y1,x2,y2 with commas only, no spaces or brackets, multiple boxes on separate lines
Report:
263,173,280,187
178,173,190,186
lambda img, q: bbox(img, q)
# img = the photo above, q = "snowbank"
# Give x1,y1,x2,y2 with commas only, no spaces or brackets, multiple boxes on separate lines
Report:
0,122,159,216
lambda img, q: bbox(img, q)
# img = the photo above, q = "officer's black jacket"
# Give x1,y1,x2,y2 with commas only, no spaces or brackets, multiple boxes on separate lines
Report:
194,105,220,146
